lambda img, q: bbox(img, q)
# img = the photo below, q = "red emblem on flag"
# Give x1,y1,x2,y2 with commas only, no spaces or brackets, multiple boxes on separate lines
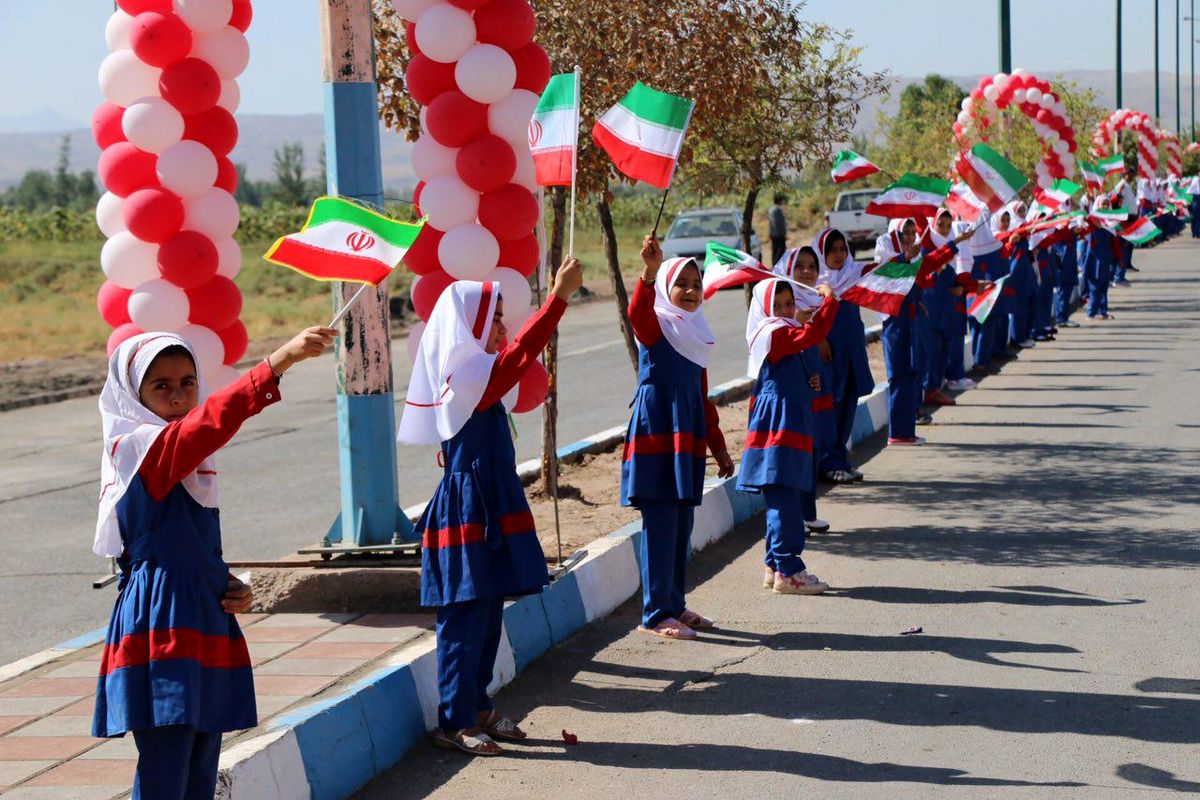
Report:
903,190,917,201
528,118,543,148
346,231,376,252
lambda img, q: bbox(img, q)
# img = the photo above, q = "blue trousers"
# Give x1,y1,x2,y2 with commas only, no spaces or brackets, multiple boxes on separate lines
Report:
1115,241,1133,282
1035,271,1054,334
914,309,935,392
970,315,994,369
1191,201,1200,237
820,375,861,473
131,725,222,800
991,294,1011,356
638,499,694,628
762,485,810,577
1086,266,1111,317
924,327,948,391
1055,273,1076,324
946,318,967,380
436,598,503,732
882,315,917,439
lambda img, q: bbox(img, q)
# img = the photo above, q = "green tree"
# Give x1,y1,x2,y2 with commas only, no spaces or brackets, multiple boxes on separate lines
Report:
271,142,308,206
875,74,967,178
233,162,262,207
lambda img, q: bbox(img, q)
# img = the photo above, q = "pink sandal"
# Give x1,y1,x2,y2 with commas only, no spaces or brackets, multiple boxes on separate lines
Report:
637,617,697,640
678,609,715,629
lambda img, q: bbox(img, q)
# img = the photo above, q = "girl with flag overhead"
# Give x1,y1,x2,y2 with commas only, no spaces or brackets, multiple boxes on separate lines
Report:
966,208,1007,376
997,201,1037,351
398,261,582,757
92,325,335,798
923,209,985,398
1052,216,1086,329
623,235,733,641
738,277,839,594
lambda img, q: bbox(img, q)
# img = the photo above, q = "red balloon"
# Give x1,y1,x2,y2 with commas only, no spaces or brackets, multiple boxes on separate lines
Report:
184,107,238,156
107,322,145,356
158,230,219,288
405,55,457,106
969,89,983,101
426,91,488,147
216,319,248,364
228,0,253,32
92,102,126,149
456,135,515,193
446,0,491,8
413,180,426,215
511,43,550,93
1035,109,1052,124
951,122,964,137
1049,163,1065,179
98,142,158,197
187,276,243,330
117,0,169,12
159,58,222,115
97,282,133,328
498,233,539,277
405,22,419,55
412,270,455,320
513,360,548,413
402,226,445,276
1067,140,1077,154
474,0,535,50
478,183,538,240
130,11,193,68
215,156,238,192
124,188,185,243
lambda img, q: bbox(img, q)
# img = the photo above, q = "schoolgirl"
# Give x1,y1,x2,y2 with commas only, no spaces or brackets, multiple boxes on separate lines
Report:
398,261,583,756
966,209,1007,375
737,277,838,593
93,326,334,798
1052,211,1084,328
1082,197,1122,320
922,208,986,397
622,235,733,641
998,201,1037,350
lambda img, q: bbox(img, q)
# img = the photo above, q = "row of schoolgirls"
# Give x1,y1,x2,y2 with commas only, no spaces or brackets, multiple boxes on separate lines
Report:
89,174,1183,788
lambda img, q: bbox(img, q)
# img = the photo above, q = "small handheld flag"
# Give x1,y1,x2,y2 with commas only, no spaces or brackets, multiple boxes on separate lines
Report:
701,242,775,299
530,72,580,188
865,174,951,219
1078,159,1104,193
1117,216,1162,245
841,258,924,316
831,150,880,184
968,276,1008,323
1098,153,1125,176
592,82,694,190
956,143,1028,213
946,182,987,223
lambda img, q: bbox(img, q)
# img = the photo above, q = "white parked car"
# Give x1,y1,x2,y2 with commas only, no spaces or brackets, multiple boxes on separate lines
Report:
826,188,888,253
660,208,762,264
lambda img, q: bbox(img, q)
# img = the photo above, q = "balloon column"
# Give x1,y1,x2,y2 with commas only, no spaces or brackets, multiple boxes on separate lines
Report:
1157,129,1182,178
392,0,551,413
1092,110,1158,180
954,69,1078,190
95,0,252,390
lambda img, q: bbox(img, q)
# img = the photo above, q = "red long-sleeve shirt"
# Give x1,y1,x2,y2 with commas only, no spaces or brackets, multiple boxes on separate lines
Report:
916,242,958,288
767,296,839,363
478,296,567,410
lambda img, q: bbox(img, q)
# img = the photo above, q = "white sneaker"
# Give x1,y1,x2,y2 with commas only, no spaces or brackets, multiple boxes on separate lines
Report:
773,570,830,595
762,565,775,588
946,378,977,390
805,518,830,533
1018,339,1036,348
887,436,926,446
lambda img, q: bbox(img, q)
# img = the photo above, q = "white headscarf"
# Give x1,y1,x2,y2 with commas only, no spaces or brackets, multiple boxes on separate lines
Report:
398,280,503,446
653,257,714,367
926,208,954,249
990,205,1015,235
745,277,802,379
96,333,217,557
771,248,822,310
813,227,865,297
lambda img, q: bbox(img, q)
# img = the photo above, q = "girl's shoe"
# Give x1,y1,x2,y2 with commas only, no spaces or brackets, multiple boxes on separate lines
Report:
763,565,776,588
637,618,697,640
888,436,926,446
678,609,715,629
946,378,977,390
805,518,830,533
848,468,864,482
924,390,956,406
915,413,934,425
431,729,503,757
773,570,830,595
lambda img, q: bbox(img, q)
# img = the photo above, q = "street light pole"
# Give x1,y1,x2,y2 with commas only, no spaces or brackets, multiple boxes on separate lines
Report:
1156,0,1161,122
1117,0,1124,107
999,0,1012,73
1178,0,1183,136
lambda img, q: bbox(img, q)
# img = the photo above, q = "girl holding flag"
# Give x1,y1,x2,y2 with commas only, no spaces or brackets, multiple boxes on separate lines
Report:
965,208,1007,376
398,259,583,756
923,209,984,398
622,235,733,640
1082,197,1122,320
738,277,839,594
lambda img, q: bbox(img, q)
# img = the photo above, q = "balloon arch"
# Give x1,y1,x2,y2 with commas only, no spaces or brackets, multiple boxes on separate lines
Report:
1091,109,1160,179
954,69,1078,190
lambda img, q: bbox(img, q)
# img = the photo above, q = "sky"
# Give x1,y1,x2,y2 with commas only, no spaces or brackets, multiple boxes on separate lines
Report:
0,0,1193,130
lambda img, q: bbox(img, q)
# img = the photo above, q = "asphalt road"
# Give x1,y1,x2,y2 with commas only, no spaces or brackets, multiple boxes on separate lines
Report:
355,239,1200,799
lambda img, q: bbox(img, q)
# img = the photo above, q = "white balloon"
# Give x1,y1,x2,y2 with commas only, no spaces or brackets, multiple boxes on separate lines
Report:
214,236,242,279
454,44,517,104
98,50,162,107
393,0,437,21
1012,67,1029,77
179,323,225,379
412,135,459,182
511,146,537,190
1054,139,1070,154
209,364,240,391
96,192,127,238
419,106,430,136
129,278,190,331
983,85,1000,103
102,232,160,289
415,4,476,64
1025,88,1043,105
406,320,426,363
1045,129,1059,143
1012,89,1026,104
439,224,499,280
503,301,533,328
420,175,480,230
488,89,539,145
960,97,972,112
992,72,1008,85
218,80,241,112
158,140,219,198
491,267,532,320
174,0,234,35
184,188,239,239
191,26,249,80
105,10,135,51
122,96,185,154
1039,93,1055,109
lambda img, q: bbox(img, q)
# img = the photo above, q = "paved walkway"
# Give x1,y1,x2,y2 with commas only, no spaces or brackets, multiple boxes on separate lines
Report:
357,239,1200,798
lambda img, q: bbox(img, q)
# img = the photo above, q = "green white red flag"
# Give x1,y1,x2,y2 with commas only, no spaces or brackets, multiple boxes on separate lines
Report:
841,258,922,316
1088,207,1130,229
956,143,1028,212
968,276,1008,323
1098,153,1125,176
865,174,951,219
1078,159,1104,192
831,150,880,184
701,241,775,299
592,82,694,189
265,197,424,286
945,181,987,222
1118,216,1161,245
530,71,580,187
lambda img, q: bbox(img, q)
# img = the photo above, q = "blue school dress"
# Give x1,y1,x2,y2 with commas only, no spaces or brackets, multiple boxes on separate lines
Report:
93,478,255,737
417,402,549,606
737,352,816,494
1052,237,1079,323
804,349,836,461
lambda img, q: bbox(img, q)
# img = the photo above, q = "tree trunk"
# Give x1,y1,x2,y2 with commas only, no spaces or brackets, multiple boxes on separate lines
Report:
598,194,639,370
741,184,761,307
541,186,567,492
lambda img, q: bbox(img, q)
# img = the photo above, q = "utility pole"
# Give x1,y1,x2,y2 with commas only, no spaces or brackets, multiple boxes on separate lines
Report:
1117,0,1124,107
1155,0,1161,122
1192,0,1195,140
1178,0,1183,136
999,0,1012,73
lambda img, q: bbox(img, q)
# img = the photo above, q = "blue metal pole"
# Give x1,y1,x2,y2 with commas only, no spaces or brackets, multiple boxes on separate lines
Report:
319,0,413,546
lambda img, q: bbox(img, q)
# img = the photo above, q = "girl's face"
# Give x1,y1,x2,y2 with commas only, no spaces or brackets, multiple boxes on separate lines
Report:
999,213,1011,231
899,221,917,247
771,284,795,318
793,252,819,285
139,352,199,423
936,214,953,237
824,236,849,270
485,297,507,354
670,263,703,312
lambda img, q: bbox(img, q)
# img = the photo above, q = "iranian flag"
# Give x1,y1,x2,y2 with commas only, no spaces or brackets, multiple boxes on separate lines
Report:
967,276,1008,323
945,181,987,222
265,197,424,285
956,143,1028,212
592,82,694,189
1079,159,1104,192
701,241,775,299
529,71,580,187
1041,178,1081,212
841,258,922,316
1088,207,1130,229
831,150,880,184
1098,153,1125,176
1118,216,1161,245
865,173,951,219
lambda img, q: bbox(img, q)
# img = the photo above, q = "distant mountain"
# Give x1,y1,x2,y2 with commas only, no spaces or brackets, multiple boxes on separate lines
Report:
0,110,87,135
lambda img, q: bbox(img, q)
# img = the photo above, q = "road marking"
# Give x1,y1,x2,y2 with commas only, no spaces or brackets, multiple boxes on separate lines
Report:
560,339,623,359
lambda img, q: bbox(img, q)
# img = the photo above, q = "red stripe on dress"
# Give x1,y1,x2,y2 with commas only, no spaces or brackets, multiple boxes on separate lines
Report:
622,431,707,461
812,395,835,412
472,282,495,340
99,628,251,675
743,428,813,453
421,511,536,550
